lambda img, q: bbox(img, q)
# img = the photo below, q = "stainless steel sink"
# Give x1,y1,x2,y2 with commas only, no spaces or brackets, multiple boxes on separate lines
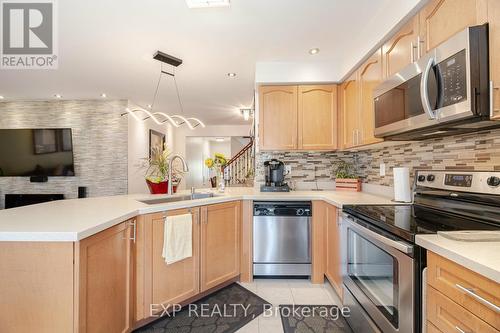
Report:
138,192,217,205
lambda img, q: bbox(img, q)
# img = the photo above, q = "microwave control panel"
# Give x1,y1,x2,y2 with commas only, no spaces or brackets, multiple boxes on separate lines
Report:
436,49,467,107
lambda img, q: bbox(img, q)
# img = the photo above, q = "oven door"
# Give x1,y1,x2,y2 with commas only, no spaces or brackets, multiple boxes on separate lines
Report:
342,213,415,333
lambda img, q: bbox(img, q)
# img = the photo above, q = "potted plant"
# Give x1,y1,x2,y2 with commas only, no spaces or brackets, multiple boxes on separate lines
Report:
205,153,228,192
143,144,181,194
333,160,361,191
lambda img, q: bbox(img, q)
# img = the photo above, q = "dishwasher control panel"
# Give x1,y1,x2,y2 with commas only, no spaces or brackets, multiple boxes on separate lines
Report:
253,202,312,217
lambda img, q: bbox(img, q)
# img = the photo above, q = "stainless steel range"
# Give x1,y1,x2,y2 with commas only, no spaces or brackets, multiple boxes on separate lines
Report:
342,170,500,333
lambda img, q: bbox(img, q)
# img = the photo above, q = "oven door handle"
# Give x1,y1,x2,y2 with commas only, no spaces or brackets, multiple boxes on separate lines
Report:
344,214,413,255
420,57,437,120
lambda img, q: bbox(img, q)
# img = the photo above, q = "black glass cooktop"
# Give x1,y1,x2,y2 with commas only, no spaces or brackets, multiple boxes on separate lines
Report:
342,204,499,243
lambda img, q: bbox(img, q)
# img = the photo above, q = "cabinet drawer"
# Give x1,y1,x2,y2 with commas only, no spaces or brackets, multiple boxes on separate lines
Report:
427,252,500,329
427,321,443,333
428,286,499,333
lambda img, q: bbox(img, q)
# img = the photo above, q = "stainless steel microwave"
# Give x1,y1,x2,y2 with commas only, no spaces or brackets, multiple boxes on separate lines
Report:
374,24,498,140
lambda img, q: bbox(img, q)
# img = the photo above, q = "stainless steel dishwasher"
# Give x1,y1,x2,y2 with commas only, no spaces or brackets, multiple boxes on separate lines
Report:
253,202,311,276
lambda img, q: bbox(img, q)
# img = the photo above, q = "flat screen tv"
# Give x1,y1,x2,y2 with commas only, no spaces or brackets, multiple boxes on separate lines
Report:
0,128,75,177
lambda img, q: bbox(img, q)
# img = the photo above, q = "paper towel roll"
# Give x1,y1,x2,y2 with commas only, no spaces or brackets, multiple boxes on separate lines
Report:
393,167,412,202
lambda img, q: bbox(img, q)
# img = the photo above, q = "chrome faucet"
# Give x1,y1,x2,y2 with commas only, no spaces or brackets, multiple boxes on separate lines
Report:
168,155,189,195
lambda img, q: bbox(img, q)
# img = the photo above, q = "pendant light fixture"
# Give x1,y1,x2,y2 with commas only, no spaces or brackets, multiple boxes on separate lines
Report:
121,51,205,129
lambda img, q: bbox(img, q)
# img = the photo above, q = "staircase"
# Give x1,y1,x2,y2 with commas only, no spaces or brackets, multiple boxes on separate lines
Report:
223,138,254,186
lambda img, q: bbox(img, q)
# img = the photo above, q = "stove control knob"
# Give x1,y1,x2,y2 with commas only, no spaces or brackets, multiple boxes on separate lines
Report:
297,209,304,216
487,176,500,187
427,174,435,182
417,175,426,182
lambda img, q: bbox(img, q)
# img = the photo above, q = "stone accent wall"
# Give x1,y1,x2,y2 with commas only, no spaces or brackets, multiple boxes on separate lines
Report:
255,128,500,189
0,100,128,208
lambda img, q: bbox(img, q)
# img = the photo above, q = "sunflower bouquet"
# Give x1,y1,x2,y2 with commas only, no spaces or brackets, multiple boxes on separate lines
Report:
205,153,228,191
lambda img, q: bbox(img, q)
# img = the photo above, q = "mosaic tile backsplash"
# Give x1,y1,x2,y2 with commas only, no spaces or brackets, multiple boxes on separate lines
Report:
356,128,500,187
0,100,128,209
256,128,500,188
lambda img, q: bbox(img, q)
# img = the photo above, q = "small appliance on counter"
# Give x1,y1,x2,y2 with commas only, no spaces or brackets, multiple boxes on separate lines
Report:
260,159,290,192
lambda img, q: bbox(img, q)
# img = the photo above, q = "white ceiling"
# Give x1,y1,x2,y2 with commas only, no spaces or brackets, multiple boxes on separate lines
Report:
0,0,422,125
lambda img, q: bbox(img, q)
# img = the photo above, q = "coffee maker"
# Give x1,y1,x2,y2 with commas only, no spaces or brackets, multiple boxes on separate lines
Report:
260,159,290,192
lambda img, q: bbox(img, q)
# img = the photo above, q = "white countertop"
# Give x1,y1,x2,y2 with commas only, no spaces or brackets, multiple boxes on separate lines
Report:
416,234,500,283
0,187,397,242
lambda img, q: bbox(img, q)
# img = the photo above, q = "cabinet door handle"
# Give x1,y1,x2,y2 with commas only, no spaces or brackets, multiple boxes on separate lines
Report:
411,41,415,63
455,284,500,313
417,36,424,59
455,326,471,333
129,220,136,243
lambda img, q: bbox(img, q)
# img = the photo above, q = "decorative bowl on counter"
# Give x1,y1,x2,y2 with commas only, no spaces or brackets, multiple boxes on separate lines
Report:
146,179,178,194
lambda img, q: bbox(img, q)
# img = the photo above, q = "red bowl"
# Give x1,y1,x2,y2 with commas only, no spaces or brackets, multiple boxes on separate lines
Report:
145,180,178,194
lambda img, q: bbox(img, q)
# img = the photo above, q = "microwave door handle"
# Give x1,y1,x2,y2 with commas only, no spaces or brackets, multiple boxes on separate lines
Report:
420,57,437,120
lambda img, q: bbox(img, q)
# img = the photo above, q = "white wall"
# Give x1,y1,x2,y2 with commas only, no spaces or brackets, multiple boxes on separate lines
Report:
127,109,174,194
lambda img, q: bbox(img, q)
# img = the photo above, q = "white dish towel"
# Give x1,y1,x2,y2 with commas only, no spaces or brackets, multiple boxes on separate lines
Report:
162,213,192,265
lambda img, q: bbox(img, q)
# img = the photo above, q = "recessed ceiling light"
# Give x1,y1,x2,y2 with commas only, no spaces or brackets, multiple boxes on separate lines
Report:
215,137,225,142
186,0,230,8
0,96,4,100
100,93,107,98
54,94,62,99
240,108,253,121
227,72,237,77
309,48,320,55
147,104,152,109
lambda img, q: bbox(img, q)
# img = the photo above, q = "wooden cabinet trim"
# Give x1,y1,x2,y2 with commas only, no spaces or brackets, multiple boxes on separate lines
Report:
200,201,241,292
78,220,133,333
427,286,498,333
297,84,338,150
258,85,298,150
427,251,500,329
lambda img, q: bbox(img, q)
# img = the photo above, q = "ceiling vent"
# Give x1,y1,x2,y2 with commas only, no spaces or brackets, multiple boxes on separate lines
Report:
185,0,230,8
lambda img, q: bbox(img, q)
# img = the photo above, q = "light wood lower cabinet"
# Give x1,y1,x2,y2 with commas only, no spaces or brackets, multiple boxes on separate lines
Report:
135,208,201,320
427,286,498,333
76,220,134,333
426,251,500,333
324,204,343,300
135,201,241,323
0,242,74,333
201,201,241,291
427,251,500,330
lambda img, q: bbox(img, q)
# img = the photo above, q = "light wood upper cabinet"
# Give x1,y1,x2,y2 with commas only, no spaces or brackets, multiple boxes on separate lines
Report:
77,220,134,333
258,85,298,150
340,73,359,149
382,17,419,78
340,49,383,149
359,49,384,145
324,204,342,300
419,0,488,54
488,0,500,119
201,201,241,292
298,85,338,150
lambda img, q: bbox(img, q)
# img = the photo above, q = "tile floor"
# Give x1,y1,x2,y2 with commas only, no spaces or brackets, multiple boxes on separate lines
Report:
236,278,343,333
